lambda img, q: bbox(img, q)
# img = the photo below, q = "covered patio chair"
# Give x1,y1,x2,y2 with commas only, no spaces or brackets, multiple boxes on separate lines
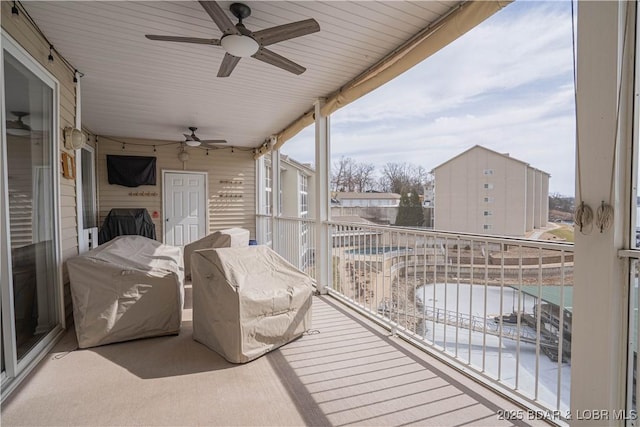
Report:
191,245,313,363
183,228,250,278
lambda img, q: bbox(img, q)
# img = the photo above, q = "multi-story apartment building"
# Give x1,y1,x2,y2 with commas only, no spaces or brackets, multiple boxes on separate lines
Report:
433,145,549,236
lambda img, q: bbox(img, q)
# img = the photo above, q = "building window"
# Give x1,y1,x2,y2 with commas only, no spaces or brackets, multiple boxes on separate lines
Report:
299,174,308,217
483,183,494,190
264,164,272,215
483,196,494,203
483,224,492,230
484,211,492,216
483,169,494,175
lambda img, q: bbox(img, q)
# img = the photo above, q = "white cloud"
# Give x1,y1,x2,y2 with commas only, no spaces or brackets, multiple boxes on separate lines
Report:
282,0,577,196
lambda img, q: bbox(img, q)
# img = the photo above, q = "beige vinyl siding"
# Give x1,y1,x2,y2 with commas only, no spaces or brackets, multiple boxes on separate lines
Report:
533,170,543,228
502,159,527,236
526,167,535,231
541,173,549,224
97,138,256,241
2,3,79,298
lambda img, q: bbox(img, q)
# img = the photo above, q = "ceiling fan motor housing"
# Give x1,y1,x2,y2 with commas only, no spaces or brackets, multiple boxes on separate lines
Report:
230,3,252,21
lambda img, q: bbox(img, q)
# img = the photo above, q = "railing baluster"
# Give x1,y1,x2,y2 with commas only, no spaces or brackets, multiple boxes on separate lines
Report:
498,242,504,382
468,240,474,365
443,237,448,351
535,246,543,401
557,249,565,412
482,240,489,373
456,237,461,359
516,245,523,391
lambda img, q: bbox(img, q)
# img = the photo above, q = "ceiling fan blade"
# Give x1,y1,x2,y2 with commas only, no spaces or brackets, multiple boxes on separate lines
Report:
145,35,221,45
253,19,320,46
183,133,194,140
198,1,240,36
217,53,241,77
201,140,228,146
252,47,306,75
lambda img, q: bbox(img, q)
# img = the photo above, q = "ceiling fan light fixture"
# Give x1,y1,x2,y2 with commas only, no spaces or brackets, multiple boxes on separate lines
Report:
185,139,201,147
221,34,258,57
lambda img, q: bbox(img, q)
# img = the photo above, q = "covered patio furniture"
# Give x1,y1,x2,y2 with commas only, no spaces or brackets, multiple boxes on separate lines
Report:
67,235,184,349
191,245,313,363
98,208,156,244
183,228,250,278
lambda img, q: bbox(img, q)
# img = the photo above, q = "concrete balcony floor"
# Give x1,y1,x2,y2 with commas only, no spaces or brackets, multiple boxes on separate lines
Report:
2,284,546,426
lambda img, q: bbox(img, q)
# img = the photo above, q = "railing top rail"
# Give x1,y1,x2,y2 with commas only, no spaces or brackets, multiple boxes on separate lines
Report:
326,220,574,252
268,215,317,223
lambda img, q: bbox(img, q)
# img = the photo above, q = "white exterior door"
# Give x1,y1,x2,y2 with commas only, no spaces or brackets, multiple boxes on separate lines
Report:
163,172,206,246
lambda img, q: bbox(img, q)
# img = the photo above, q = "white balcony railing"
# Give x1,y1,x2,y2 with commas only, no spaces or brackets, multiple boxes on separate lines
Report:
257,215,574,420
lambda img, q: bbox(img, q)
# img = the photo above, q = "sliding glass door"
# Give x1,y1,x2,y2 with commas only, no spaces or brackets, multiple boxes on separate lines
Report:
1,34,61,399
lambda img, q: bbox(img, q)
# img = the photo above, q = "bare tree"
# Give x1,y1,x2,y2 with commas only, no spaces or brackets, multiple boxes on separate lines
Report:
331,156,352,192
353,162,376,192
332,157,378,192
379,162,428,195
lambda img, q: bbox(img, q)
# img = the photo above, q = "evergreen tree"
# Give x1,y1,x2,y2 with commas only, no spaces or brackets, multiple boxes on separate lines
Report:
409,191,424,226
395,190,425,227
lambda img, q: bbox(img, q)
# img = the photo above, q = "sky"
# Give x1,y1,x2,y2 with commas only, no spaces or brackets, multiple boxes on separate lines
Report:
281,0,576,197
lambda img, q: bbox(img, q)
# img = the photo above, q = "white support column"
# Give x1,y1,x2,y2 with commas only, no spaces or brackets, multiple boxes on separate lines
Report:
271,146,281,253
255,155,265,242
571,2,635,424
314,99,330,294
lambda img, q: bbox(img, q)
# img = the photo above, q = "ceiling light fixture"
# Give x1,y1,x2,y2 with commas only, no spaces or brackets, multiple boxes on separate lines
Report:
185,139,201,147
6,111,31,136
220,34,258,57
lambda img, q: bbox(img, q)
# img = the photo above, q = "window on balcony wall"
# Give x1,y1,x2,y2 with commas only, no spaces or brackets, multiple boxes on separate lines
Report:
300,173,309,217
265,163,272,216
256,158,273,246
1,33,61,397
280,123,315,221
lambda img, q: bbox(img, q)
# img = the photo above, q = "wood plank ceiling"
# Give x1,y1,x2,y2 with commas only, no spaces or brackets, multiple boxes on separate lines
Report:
20,1,459,148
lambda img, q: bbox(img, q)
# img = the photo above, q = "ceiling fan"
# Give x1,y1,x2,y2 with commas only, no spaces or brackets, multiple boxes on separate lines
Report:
6,111,31,136
183,127,227,147
145,1,320,77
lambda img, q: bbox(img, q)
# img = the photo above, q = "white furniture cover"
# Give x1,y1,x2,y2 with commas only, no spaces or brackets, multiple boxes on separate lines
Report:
191,245,313,363
67,235,184,349
183,228,250,278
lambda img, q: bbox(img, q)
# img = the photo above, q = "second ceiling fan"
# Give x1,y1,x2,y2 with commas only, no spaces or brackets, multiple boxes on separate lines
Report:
184,127,227,147
146,1,320,77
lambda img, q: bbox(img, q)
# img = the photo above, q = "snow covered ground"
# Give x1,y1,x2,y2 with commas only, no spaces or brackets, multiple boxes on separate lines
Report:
417,283,571,412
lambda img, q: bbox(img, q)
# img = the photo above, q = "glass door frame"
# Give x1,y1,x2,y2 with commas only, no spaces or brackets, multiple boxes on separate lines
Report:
1,32,64,401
